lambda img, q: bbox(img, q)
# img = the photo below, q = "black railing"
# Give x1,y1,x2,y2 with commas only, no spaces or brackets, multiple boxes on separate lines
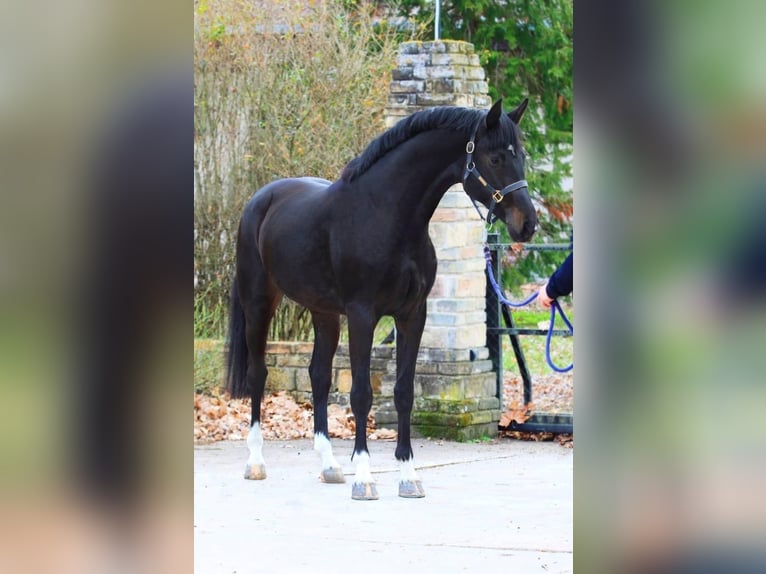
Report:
485,233,573,434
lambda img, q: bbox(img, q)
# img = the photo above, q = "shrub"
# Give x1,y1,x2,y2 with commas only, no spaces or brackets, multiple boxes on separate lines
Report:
194,0,414,339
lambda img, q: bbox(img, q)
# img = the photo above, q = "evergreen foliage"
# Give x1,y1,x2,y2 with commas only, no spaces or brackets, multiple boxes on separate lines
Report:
395,0,574,287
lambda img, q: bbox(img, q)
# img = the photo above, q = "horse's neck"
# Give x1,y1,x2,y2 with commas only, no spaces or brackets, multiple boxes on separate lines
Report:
359,129,467,226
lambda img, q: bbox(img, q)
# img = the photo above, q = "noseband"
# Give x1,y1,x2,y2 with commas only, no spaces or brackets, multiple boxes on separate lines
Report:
463,115,528,225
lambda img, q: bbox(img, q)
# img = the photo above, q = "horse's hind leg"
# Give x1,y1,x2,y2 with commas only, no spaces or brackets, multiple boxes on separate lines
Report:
309,311,344,484
239,279,280,480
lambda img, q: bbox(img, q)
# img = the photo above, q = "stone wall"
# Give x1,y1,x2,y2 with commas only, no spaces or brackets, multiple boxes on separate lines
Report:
263,342,500,442
264,342,393,407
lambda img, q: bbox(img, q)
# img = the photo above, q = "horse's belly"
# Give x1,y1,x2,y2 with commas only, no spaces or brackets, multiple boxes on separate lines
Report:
291,292,345,315
272,271,345,314
377,266,435,316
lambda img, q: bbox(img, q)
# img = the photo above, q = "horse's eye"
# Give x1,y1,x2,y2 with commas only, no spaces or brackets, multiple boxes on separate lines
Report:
489,155,501,166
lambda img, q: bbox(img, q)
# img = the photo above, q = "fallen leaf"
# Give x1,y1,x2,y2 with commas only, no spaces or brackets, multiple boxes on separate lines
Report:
194,390,395,443
499,400,535,427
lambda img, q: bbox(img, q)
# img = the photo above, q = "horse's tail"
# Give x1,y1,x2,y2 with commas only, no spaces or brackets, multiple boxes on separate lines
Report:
225,278,250,399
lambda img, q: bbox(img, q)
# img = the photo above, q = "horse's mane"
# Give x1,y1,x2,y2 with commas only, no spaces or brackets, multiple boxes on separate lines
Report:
341,106,496,183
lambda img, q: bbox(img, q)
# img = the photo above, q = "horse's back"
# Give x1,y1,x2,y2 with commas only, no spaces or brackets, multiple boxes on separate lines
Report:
259,176,333,197
240,176,334,234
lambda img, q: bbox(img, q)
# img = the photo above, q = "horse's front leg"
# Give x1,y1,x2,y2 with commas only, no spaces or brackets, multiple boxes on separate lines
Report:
394,303,427,498
347,304,378,500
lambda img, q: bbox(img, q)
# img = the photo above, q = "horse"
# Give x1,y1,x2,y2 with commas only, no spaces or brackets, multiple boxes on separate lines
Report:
226,99,537,500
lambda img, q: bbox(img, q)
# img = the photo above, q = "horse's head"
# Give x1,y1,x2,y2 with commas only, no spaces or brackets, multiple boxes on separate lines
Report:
463,99,538,242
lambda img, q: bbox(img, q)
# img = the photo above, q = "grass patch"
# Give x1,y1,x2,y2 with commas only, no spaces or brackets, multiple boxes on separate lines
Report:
501,304,574,375
510,304,574,328
467,435,495,444
502,335,573,375
195,339,225,395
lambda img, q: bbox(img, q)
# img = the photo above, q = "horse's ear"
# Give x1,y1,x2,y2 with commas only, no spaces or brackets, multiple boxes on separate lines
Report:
486,99,503,129
508,97,529,124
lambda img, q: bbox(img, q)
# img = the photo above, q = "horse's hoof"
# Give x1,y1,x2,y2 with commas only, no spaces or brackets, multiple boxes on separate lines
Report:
399,480,425,498
351,482,379,500
244,463,267,480
320,467,346,484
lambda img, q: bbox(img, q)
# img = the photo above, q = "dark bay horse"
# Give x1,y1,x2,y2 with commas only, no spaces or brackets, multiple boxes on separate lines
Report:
226,99,537,500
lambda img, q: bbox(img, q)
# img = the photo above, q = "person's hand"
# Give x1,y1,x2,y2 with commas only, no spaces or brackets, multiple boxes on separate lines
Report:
537,282,554,309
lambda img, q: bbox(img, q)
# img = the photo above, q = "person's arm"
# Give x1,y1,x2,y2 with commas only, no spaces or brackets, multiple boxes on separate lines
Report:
546,253,573,299
538,253,573,308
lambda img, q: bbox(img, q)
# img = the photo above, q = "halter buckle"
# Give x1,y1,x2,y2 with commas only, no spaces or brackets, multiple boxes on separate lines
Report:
492,190,504,203
465,141,475,154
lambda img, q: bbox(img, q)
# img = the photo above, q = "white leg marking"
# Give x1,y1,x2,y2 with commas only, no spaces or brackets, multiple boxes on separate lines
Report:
399,458,419,482
351,450,378,499
398,457,425,497
352,451,374,485
313,432,341,471
246,422,265,466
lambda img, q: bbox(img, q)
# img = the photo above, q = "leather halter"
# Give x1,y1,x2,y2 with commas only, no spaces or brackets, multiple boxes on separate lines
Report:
462,115,528,225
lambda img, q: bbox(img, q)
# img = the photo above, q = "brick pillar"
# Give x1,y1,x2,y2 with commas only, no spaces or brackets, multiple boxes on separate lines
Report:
384,40,491,127
422,188,487,350
375,41,501,441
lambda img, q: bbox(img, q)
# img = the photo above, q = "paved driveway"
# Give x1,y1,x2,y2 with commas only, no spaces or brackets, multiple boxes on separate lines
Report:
195,438,573,573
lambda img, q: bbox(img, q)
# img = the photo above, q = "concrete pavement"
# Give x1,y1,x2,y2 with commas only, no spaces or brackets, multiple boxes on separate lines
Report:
194,437,573,573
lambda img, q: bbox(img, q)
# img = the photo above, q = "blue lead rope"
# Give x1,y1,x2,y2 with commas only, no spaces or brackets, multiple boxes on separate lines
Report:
484,246,573,373
546,300,573,373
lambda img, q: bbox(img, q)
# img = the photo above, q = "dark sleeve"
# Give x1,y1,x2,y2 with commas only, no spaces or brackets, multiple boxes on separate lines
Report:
720,193,766,305
546,253,573,299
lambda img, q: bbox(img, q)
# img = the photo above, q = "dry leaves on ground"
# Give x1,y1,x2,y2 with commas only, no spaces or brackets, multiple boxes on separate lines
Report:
498,371,573,448
502,372,573,415
195,367,573,447
499,430,574,448
498,399,535,427
194,391,396,444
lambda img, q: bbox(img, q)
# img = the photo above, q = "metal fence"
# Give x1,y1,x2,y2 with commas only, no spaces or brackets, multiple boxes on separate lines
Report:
485,233,573,433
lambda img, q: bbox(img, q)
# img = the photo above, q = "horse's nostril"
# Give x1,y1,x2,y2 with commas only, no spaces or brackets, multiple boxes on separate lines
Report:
523,221,538,241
